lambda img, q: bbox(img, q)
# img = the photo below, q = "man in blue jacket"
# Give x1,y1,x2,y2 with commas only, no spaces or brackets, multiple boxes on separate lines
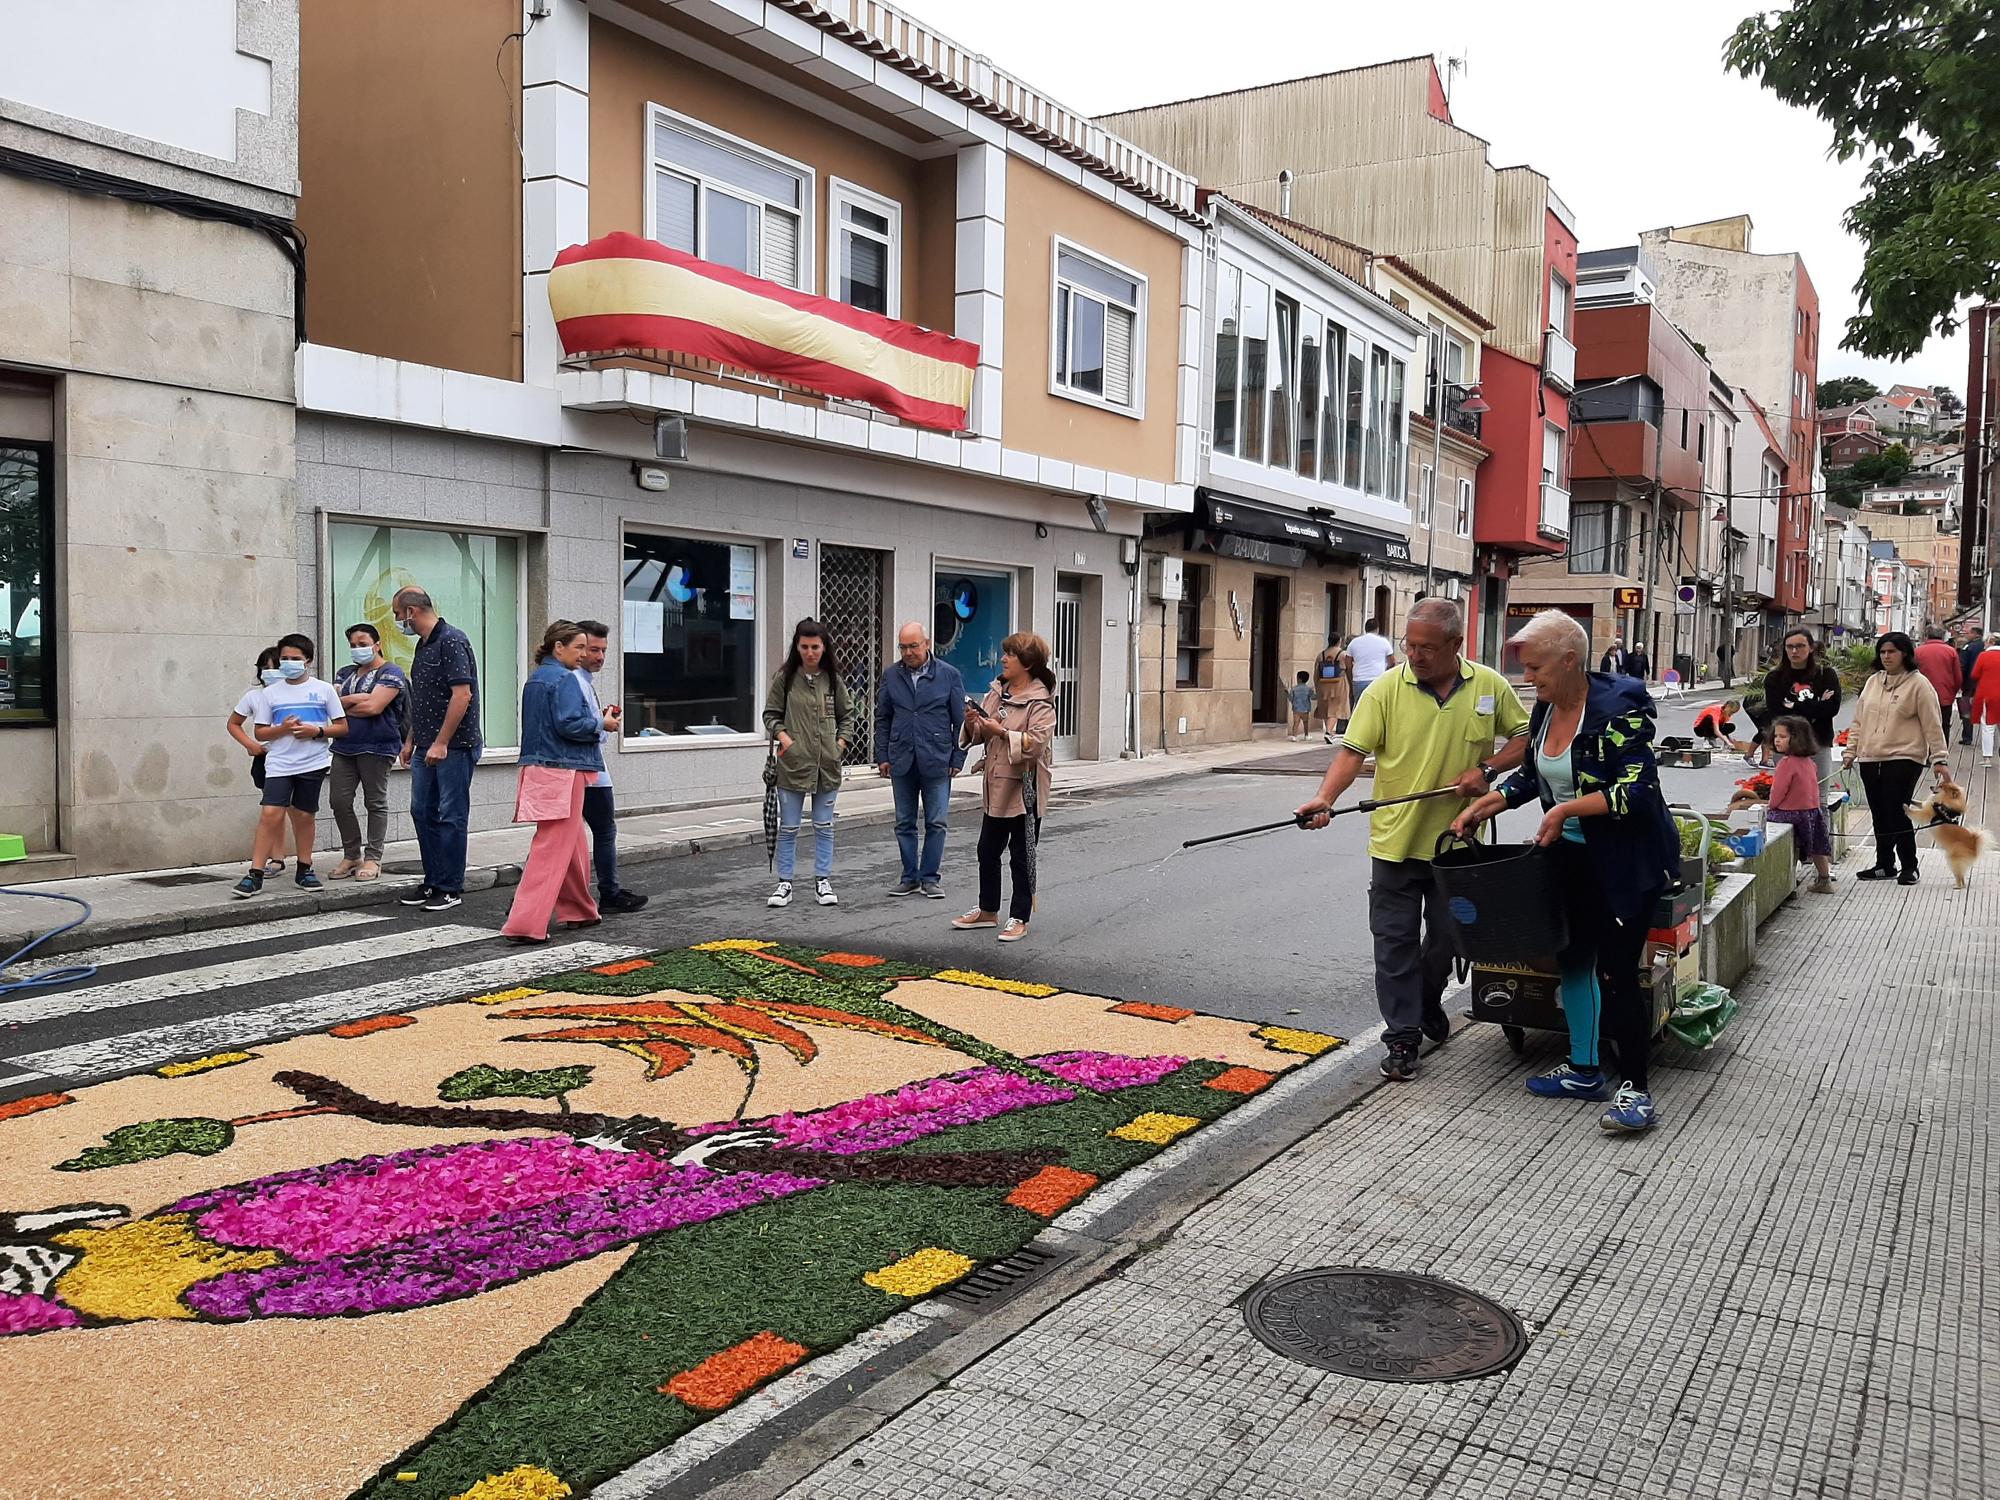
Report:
875,620,967,898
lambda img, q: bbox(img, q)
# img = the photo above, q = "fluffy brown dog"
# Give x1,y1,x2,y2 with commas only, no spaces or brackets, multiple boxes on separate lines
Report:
1906,783,1994,888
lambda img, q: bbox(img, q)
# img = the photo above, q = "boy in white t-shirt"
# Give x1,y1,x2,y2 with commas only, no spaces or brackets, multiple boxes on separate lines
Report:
235,634,347,898
1345,617,1398,697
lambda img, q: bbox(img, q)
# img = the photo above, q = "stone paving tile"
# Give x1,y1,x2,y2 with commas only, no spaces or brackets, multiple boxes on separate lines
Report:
780,849,1999,1499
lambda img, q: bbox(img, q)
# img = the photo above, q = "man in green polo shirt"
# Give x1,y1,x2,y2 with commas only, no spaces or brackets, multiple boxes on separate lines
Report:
1298,597,1530,1082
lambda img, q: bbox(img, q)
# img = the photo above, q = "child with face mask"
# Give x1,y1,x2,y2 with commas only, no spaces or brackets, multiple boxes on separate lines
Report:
227,647,287,874
233,634,348,898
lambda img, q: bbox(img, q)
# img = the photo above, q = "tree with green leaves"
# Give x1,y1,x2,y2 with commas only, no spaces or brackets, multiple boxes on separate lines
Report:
1933,385,1965,420
1726,3,2000,360
1826,441,1915,507
1817,376,1879,410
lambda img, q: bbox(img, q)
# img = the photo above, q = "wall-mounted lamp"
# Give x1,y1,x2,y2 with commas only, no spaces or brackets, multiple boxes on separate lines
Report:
1458,385,1490,415
1084,494,1109,533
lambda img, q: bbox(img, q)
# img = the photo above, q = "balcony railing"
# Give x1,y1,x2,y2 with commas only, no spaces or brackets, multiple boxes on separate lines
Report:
1539,481,1571,540
1424,386,1484,440
1542,328,1577,393
785,0,1198,215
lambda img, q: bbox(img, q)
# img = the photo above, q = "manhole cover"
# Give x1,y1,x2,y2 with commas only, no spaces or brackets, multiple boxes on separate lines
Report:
1242,1268,1527,1383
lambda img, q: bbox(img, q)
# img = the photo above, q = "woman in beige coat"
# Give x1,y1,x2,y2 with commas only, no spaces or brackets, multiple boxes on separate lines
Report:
950,632,1058,942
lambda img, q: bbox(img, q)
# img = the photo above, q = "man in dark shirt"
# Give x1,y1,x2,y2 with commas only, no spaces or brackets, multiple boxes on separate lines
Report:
1958,628,1984,745
392,586,481,911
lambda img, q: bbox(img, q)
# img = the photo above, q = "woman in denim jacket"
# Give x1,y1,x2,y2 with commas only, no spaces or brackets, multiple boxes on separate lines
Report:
502,621,612,942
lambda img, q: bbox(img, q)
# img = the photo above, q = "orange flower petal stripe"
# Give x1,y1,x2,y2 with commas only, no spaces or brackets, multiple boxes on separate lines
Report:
1205,1066,1278,1095
1109,1001,1195,1023
662,1330,810,1411
591,959,654,976
327,1015,416,1039
0,1091,72,1122
1005,1164,1099,1217
815,952,886,966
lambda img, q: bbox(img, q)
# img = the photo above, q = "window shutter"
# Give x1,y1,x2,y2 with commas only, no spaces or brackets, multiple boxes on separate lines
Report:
1104,303,1135,407
761,209,801,289
655,171,697,254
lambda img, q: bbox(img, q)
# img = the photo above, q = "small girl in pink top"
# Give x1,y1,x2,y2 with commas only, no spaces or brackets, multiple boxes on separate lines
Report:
1767,714,1833,894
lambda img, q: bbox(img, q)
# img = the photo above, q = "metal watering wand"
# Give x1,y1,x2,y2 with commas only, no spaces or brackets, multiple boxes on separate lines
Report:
1180,785,1468,850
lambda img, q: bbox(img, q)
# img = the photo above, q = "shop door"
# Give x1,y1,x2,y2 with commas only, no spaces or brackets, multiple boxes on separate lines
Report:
1052,578,1083,761
817,544,887,768
1251,577,1284,723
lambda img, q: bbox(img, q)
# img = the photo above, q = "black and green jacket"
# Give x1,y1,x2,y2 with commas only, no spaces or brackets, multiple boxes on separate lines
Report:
1497,671,1681,923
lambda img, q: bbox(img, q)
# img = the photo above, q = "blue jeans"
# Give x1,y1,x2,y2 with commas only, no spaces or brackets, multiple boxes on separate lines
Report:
582,784,621,897
410,746,478,894
776,787,838,880
892,770,952,883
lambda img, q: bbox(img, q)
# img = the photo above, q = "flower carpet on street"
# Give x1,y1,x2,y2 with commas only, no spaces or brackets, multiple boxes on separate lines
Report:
0,940,1340,1500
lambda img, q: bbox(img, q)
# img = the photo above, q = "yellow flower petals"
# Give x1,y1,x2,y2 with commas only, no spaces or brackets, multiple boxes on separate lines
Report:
1109,1111,1202,1145
1253,1025,1344,1056
155,1051,254,1078
52,1213,281,1322
862,1247,976,1298
931,969,1058,997
465,986,545,1006
448,1467,572,1500
690,939,776,951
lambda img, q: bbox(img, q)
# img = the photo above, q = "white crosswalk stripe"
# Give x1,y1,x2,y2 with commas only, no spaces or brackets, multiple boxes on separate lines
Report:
11,911,388,976
4,941,647,1086
0,923,500,1028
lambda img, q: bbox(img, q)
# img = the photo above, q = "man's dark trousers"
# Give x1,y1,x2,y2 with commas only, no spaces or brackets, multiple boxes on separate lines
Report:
1369,857,1454,1047
582,784,623,897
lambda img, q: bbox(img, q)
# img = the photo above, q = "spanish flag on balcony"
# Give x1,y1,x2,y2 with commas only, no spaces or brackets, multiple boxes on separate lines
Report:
549,232,979,432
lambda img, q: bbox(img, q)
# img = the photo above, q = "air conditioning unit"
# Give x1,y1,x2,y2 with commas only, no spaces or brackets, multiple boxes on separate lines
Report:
1146,555,1185,602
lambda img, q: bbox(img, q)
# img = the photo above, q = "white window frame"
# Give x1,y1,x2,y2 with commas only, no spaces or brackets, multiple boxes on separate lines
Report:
619,521,771,753
1049,236,1147,419
644,103,816,293
827,176,902,319
1456,475,1474,538
320,512,536,764
1418,462,1434,530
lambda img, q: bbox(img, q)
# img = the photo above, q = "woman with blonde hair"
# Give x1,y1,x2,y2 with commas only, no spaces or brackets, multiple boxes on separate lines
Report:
950,632,1058,942
501,620,615,942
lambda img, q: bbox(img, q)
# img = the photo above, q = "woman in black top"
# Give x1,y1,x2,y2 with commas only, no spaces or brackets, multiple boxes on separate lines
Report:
1762,629,1842,786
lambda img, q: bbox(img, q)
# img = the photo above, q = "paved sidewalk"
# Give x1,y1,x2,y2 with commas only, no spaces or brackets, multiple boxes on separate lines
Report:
767,837,1998,1495
0,740,1305,954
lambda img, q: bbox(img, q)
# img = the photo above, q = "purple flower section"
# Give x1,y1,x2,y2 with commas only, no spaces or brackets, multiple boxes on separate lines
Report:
1029,1051,1187,1090
176,1136,678,1260
0,1292,82,1335
182,1166,824,1320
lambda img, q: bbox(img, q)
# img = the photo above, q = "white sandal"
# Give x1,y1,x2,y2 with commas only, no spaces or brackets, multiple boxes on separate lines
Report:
951,910,998,930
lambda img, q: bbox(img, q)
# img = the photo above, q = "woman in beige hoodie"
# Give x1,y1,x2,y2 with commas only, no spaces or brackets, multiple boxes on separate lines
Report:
1842,630,1953,886
950,632,1058,942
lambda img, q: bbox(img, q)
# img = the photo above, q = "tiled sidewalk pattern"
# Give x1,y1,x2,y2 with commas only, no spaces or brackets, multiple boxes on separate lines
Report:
781,754,1999,1499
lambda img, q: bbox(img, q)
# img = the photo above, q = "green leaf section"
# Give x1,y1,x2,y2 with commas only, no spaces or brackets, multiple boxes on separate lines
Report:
56,1117,235,1172
348,1057,1254,1500
439,1064,594,1103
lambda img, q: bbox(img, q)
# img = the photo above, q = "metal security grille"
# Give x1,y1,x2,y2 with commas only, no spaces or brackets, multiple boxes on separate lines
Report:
818,544,887,767
1053,583,1082,760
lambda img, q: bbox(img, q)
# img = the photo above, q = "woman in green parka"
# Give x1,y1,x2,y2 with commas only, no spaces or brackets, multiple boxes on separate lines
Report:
762,618,852,908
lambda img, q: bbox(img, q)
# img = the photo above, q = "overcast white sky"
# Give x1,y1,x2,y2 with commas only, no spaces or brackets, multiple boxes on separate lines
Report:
908,0,1967,399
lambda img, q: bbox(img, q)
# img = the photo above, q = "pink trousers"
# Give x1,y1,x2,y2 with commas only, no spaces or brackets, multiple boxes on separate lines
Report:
501,770,598,938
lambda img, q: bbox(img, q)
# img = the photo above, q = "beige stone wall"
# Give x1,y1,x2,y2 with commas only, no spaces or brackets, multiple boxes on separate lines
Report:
0,174,298,873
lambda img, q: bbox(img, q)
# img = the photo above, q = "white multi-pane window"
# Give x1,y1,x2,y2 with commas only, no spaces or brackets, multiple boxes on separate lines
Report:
649,108,811,289
829,179,900,317
1053,242,1144,414
1418,463,1434,530
1456,476,1473,537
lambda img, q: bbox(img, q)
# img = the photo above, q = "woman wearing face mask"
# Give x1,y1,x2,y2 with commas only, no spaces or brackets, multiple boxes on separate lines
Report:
951,633,1058,943
501,621,612,942
235,634,347,899
328,623,410,883
761,619,852,909
1843,630,1952,886
228,647,288,875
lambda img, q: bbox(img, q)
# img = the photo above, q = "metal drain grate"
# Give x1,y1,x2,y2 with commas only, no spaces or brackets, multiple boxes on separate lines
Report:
132,872,231,888
940,1244,1068,1309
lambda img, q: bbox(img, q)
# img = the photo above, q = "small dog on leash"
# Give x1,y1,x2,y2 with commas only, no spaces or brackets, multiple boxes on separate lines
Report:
1906,782,1994,888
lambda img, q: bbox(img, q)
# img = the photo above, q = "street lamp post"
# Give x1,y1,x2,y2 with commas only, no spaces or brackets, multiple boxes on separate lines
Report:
1421,328,1488,598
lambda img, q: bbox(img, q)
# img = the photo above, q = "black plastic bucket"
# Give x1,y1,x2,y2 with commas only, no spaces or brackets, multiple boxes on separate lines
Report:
1430,833,1569,965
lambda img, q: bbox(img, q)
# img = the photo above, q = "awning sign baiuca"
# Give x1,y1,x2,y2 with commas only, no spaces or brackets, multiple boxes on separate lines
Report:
1197,493,1414,568
549,232,979,431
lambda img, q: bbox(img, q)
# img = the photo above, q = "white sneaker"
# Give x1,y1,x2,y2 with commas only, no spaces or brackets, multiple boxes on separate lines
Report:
766,881,793,908
815,878,838,906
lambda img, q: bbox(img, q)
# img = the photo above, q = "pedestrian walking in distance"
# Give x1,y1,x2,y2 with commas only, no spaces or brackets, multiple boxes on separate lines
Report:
1296,598,1529,1083
763,619,851,909
951,632,1058,943
1599,635,1628,675
1956,627,1983,747
234,634,347,898
1845,630,1953,886
394,585,482,913
1345,616,1397,700
226,646,289,877
875,619,967,898
1763,629,1842,791
1287,671,1316,740
1765,716,1836,895
1970,633,2000,766
1912,625,1964,745
1313,636,1350,743
1623,641,1651,683
574,620,646,914
501,622,611,942
328,623,408,883
1452,610,1681,1133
